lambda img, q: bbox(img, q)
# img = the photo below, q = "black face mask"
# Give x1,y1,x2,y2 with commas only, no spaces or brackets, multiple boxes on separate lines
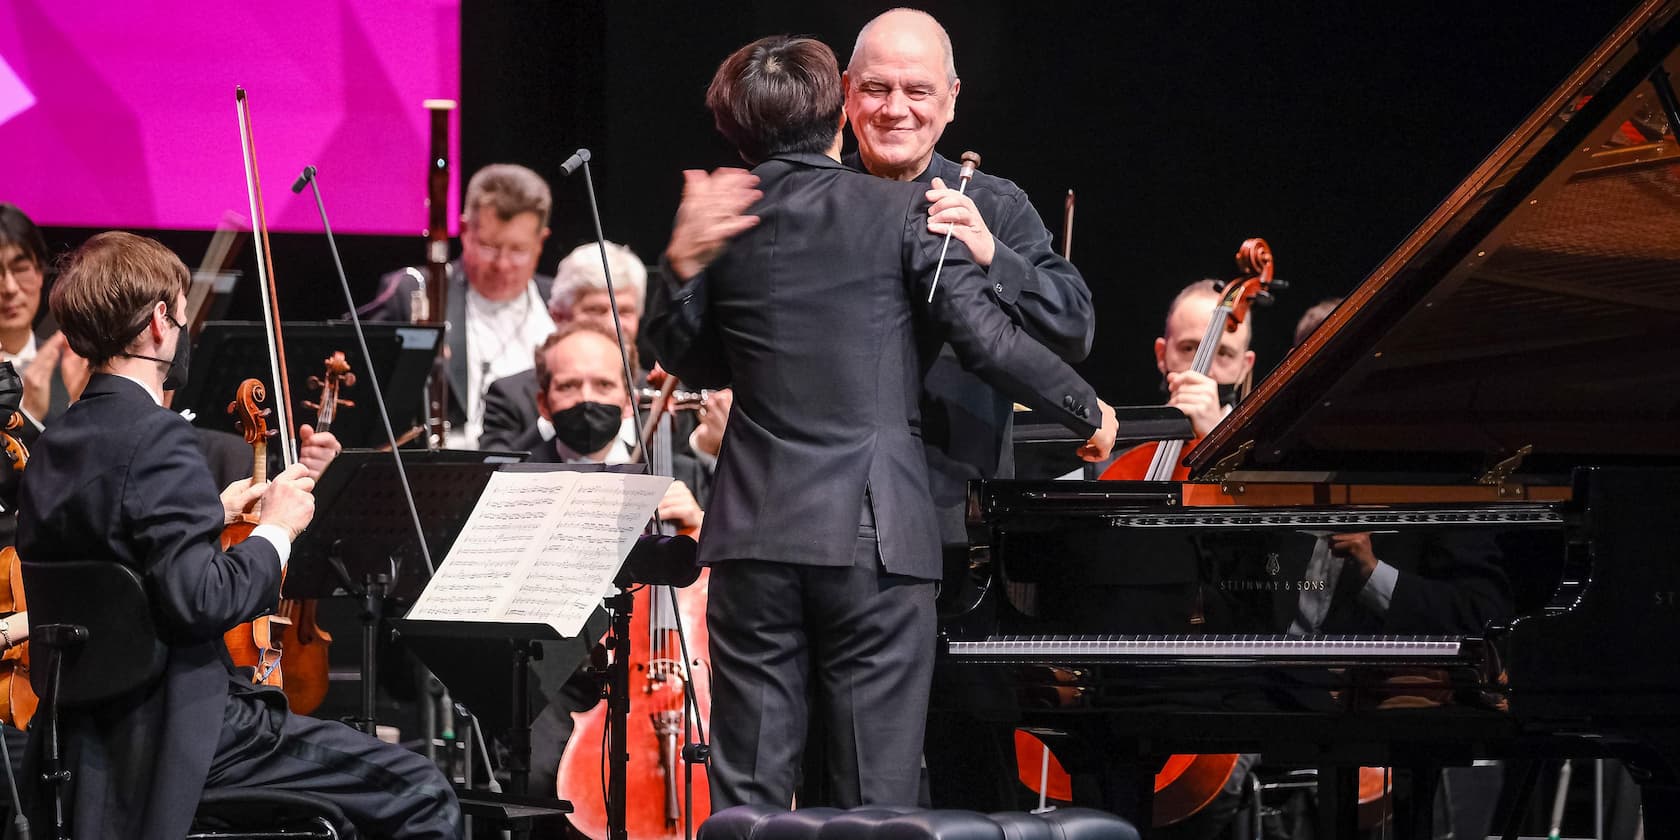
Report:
552,401,623,455
162,329,191,391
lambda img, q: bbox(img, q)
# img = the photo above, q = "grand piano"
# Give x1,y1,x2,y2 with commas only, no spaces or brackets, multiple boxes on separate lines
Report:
941,1,1680,837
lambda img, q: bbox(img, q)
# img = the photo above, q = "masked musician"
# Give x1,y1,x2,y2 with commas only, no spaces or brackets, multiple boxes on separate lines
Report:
647,34,1115,810
16,232,458,839
360,163,556,449
480,241,648,451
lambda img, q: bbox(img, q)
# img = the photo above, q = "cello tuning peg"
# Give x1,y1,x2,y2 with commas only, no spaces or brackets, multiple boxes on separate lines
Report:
303,400,321,411
307,376,325,389
1255,291,1275,306
1268,278,1290,291
343,373,357,387
340,398,355,408
1211,280,1229,293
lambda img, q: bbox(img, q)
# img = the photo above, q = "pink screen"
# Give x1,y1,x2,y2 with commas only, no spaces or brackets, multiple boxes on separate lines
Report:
0,1,461,235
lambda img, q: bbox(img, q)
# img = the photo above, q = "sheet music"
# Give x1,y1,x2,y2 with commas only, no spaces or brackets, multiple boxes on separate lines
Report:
406,469,673,637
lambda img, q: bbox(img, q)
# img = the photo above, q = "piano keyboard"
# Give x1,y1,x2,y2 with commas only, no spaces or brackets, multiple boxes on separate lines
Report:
948,634,1471,664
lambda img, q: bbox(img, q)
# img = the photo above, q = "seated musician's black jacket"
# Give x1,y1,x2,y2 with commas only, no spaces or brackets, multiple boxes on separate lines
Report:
646,151,1099,580
16,374,284,840
1322,530,1514,635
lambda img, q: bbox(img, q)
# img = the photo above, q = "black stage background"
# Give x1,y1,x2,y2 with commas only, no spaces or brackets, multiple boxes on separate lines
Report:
38,1,1640,421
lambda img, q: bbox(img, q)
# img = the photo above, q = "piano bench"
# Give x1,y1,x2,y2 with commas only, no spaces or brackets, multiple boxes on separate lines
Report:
698,805,1138,840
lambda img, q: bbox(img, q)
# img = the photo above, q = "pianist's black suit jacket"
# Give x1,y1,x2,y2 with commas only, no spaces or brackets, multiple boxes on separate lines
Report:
16,374,284,839
647,151,1099,579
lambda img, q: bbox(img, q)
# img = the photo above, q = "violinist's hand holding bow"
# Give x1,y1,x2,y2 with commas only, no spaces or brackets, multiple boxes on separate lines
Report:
666,168,762,281
926,177,994,267
259,463,317,542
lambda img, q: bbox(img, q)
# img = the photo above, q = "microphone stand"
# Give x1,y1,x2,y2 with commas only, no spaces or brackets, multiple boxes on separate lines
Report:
292,167,437,740
559,148,709,840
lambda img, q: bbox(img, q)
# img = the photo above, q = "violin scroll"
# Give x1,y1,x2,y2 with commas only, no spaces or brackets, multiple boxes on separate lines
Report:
227,379,273,447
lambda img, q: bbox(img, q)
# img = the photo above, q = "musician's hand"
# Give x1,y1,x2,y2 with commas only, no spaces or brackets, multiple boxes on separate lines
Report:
1077,400,1118,463
666,168,761,280
1165,369,1225,438
297,424,342,481
926,177,995,267
21,332,87,420
691,388,733,458
1,610,28,650
259,463,317,542
1330,532,1378,582
658,479,704,537
221,477,265,526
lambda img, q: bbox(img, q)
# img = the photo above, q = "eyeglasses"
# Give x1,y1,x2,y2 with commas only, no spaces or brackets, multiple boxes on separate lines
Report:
0,258,42,290
465,228,538,268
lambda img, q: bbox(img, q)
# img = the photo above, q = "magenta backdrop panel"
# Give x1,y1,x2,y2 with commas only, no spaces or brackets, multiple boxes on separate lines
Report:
0,1,460,235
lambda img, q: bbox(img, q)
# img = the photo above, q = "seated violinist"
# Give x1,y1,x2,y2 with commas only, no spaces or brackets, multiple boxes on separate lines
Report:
15,232,458,839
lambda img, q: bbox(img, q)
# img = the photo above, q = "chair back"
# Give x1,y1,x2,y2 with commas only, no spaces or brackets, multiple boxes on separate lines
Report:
21,560,167,707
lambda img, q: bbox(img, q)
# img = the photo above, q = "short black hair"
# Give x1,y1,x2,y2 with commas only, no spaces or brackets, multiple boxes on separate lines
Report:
706,35,843,164
0,203,48,272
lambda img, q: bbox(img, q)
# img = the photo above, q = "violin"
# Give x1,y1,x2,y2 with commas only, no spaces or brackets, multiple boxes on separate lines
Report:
559,374,714,839
275,352,354,714
220,379,290,687
0,412,36,729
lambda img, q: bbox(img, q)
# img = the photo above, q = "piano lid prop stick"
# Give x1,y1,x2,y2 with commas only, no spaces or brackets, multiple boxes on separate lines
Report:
926,150,982,303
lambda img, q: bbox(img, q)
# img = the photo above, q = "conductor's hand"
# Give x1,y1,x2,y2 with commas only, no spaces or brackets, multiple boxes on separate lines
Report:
926,177,995,267
1165,369,1225,438
666,168,761,281
658,479,704,538
258,462,317,542
298,424,342,481
1077,400,1118,463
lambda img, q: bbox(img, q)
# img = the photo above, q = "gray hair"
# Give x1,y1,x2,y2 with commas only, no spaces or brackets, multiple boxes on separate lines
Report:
548,241,647,316
848,8,957,84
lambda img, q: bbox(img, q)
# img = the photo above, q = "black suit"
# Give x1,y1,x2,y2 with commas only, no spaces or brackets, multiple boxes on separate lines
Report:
1314,530,1513,635
646,151,1099,809
16,374,458,839
480,368,541,450
360,260,554,429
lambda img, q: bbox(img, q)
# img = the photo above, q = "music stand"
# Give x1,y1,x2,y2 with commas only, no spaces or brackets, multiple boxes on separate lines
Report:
285,449,522,734
175,321,443,449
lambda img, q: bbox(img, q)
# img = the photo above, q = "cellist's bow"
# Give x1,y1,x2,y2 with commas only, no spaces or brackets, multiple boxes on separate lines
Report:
925,150,982,303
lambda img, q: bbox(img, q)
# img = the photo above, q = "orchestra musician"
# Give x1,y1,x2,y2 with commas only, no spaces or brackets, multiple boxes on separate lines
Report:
359,163,556,449
647,33,1116,810
519,321,709,803
836,10,1098,809
15,232,459,839
0,204,87,434
479,240,648,451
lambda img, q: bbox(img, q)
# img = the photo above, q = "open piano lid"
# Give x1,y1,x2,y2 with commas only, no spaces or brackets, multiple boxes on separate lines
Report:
1190,0,1680,482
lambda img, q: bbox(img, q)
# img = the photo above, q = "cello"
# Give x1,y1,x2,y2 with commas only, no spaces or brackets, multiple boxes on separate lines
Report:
1013,239,1277,827
559,377,713,840
274,351,355,714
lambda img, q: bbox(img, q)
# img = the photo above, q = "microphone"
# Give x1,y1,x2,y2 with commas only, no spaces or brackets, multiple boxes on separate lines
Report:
926,150,982,303
560,148,591,177
290,165,317,194
556,149,643,444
